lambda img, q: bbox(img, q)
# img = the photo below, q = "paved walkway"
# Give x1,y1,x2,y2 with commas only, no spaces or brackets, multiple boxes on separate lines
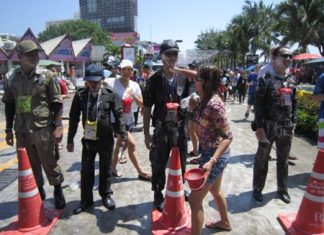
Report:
0,98,318,235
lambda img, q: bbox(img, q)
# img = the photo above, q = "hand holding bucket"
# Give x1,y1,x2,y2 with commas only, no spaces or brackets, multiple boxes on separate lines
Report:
122,97,133,113
185,168,207,192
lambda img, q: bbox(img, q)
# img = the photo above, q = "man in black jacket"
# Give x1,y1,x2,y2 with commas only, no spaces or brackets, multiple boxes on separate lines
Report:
253,46,296,204
67,64,127,214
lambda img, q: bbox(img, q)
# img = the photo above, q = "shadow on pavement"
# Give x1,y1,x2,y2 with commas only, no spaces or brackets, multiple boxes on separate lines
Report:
96,202,152,234
0,200,17,221
229,154,254,167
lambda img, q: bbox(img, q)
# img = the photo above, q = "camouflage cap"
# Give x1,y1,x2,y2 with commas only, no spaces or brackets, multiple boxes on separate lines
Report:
17,40,39,54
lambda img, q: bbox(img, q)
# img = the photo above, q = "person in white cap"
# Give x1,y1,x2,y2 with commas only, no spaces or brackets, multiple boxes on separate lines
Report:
105,59,152,181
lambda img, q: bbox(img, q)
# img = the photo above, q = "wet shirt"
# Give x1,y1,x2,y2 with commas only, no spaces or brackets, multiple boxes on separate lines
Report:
254,67,296,128
194,94,233,150
2,67,62,132
143,69,189,124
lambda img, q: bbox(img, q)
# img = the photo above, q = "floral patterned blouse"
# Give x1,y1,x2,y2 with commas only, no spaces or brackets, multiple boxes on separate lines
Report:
194,94,233,150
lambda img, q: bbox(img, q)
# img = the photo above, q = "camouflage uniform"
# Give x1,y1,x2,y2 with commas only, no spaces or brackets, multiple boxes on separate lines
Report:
253,72,297,193
2,67,64,187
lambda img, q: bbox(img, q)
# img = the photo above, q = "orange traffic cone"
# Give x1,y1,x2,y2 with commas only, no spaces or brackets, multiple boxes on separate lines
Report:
152,147,191,234
278,149,324,235
1,148,63,234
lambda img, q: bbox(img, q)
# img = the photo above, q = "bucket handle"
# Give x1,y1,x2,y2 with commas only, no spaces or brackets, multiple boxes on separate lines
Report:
189,173,207,192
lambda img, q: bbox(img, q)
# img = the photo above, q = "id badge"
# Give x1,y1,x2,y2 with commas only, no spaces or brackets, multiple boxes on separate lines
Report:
17,96,32,113
84,120,98,140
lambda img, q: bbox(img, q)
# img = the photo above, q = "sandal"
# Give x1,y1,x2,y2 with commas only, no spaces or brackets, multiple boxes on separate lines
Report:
189,157,200,164
188,151,199,157
205,221,232,231
138,172,152,181
119,155,127,164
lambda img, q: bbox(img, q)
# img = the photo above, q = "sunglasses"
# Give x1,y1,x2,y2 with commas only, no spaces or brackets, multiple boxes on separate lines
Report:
164,51,179,57
24,50,39,57
280,53,293,59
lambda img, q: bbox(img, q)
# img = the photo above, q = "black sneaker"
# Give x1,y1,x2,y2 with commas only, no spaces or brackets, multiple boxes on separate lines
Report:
102,196,116,210
73,202,93,214
278,191,291,204
252,189,263,202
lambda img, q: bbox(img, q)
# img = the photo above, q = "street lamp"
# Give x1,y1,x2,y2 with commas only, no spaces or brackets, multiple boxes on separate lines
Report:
245,0,257,54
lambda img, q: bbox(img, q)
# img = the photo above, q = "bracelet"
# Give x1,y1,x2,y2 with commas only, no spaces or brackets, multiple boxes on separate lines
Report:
210,158,217,164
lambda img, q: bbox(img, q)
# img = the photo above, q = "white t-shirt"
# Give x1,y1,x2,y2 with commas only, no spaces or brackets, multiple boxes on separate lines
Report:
105,77,142,124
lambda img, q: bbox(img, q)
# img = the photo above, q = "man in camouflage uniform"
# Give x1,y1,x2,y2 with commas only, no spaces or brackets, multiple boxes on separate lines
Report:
143,40,190,211
253,46,296,204
2,40,65,209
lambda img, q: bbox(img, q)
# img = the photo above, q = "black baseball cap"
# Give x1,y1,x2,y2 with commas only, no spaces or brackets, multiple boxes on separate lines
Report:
84,64,103,82
160,40,179,54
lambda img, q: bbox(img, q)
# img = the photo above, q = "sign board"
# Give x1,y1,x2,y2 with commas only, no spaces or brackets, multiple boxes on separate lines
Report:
122,46,135,63
144,53,153,60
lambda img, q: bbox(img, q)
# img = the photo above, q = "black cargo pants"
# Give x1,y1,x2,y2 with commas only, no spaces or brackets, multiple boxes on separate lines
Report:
253,123,293,193
149,123,188,192
81,139,114,204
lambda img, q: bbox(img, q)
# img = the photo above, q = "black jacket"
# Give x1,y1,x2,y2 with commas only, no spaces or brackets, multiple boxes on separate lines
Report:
67,87,127,147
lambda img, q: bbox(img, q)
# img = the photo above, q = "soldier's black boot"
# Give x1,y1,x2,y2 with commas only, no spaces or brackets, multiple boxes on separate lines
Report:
54,184,66,209
153,191,164,212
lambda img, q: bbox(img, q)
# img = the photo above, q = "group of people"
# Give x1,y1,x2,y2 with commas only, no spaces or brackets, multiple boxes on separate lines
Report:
3,39,312,234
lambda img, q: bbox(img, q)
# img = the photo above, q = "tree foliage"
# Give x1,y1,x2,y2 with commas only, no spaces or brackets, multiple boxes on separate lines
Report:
195,0,323,68
275,0,324,55
38,20,113,49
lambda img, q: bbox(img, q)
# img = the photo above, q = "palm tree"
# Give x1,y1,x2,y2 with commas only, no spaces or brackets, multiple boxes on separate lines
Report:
275,0,324,55
243,0,277,61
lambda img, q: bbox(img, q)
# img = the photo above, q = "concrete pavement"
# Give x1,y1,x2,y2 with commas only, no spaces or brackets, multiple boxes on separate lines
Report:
0,97,318,235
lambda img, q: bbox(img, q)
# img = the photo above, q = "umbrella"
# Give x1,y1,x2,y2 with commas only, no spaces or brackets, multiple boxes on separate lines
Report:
292,53,321,60
305,57,324,64
38,60,62,66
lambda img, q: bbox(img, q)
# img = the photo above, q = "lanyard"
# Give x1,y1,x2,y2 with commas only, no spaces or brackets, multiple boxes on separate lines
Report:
86,88,102,121
163,74,177,102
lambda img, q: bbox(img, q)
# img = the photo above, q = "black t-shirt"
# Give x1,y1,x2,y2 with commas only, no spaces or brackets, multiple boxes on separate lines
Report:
143,69,190,125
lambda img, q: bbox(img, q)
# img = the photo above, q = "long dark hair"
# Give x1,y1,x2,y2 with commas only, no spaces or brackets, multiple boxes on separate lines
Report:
197,64,222,110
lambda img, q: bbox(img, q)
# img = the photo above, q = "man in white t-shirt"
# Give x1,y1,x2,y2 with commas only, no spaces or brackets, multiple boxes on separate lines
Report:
105,59,151,180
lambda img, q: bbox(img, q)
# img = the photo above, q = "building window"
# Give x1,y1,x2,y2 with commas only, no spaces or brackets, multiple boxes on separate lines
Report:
87,0,97,13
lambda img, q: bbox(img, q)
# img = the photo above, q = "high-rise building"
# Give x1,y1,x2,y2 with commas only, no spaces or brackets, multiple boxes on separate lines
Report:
79,0,138,33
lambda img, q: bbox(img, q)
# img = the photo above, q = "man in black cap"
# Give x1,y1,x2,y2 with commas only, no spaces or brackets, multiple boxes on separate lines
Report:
2,39,66,209
143,40,190,211
67,64,127,214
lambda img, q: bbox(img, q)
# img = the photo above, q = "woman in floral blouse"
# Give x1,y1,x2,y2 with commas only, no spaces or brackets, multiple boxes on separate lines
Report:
188,64,233,234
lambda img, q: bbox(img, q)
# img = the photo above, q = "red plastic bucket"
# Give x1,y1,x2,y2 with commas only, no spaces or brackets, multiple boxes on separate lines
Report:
122,98,133,113
185,168,206,192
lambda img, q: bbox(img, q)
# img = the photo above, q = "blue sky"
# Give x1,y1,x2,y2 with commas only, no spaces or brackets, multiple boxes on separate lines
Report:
0,0,317,53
